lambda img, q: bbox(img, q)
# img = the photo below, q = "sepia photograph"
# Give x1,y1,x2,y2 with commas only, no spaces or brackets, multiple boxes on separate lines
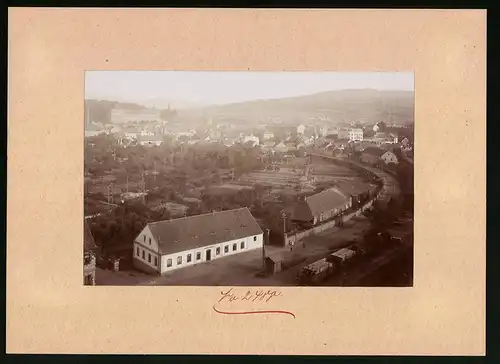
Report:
84,71,415,287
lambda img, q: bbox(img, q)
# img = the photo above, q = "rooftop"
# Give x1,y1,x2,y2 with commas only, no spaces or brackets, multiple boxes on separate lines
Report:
292,188,349,221
144,207,263,255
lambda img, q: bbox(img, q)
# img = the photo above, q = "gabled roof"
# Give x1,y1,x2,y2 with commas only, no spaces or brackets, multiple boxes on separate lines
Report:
362,147,385,157
144,207,263,255
274,142,287,149
292,188,349,221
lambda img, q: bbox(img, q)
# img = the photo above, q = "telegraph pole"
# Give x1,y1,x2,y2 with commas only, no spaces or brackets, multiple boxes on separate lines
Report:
141,171,146,205
281,211,288,247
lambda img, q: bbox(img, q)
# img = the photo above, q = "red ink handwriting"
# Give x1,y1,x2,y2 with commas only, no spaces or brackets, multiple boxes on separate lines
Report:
218,288,283,304
213,305,296,319
213,288,295,318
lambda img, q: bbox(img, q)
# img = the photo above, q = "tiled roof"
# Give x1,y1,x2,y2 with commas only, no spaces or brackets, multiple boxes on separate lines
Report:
146,207,263,255
292,188,349,221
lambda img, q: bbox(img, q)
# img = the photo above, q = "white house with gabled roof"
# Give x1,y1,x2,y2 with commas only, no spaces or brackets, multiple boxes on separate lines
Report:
133,208,264,275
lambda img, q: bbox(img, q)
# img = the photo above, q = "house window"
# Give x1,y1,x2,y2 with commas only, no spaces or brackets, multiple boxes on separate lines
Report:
167,258,172,267
241,241,245,249
254,236,257,241
216,247,221,255
196,252,201,260
233,243,237,251
148,253,151,263
143,236,146,242
177,256,182,265
149,237,151,245
224,246,229,253
154,256,158,266
136,247,139,256
142,250,145,259
187,254,192,263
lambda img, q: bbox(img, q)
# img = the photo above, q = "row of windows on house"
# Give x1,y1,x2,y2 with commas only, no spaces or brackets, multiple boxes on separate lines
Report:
136,239,252,268
164,240,248,268
136,247,159,267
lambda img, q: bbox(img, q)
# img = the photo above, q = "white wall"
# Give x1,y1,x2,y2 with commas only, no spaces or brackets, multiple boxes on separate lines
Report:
135,226,159,252
133,243,160,271
133,226,161,272
159,233,263,274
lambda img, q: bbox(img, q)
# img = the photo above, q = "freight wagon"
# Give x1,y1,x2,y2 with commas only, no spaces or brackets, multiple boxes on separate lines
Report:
327,247,357,266
297,258,334,285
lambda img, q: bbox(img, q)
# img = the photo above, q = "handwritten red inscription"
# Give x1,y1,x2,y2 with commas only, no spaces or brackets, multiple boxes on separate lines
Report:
213,288,295,318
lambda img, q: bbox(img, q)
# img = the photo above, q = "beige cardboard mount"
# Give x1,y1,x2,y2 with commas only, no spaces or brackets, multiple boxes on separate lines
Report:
7,8,486,355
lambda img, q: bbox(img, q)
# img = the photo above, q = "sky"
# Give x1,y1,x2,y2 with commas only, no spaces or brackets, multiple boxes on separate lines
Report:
85,71,414,106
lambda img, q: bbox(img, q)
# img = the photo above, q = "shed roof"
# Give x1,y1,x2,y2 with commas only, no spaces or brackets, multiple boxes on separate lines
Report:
144,207,263,255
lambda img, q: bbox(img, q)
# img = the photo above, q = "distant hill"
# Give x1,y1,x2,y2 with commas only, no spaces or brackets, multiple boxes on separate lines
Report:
181,89,414,125
131,98,205,110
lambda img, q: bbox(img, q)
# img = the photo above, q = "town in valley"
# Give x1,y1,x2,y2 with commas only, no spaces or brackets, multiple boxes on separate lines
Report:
83,71,414,287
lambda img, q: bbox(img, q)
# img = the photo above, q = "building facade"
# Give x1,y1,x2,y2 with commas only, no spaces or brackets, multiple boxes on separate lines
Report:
133,208,264,275
381,151,399,164
348,128,364,142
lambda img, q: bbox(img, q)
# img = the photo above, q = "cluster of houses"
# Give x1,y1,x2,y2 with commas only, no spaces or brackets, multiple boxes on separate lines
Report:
85,106,413,161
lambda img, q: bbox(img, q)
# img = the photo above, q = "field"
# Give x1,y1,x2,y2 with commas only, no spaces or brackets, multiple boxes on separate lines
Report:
231,158,368,197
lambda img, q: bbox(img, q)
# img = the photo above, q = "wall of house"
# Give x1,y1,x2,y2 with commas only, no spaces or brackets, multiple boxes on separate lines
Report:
133,226,161,273
133,242,161,273
315,202,351,224
382,152,399,164
159,233,264,274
